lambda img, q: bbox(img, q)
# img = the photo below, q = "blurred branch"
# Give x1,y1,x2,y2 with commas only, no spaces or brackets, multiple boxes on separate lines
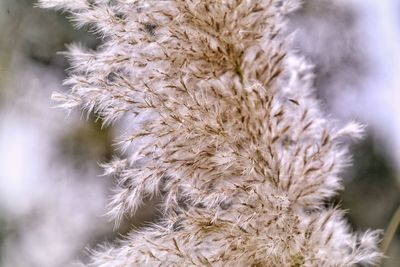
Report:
381,204,400,254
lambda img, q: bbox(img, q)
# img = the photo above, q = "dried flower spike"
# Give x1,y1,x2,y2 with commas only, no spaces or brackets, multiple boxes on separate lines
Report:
39,0,382,266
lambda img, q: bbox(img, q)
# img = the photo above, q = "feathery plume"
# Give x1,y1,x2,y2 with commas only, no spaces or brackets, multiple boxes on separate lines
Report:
39,0,382,266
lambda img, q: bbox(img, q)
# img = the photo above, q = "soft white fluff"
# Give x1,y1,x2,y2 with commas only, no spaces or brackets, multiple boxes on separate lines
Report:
40,0,382,266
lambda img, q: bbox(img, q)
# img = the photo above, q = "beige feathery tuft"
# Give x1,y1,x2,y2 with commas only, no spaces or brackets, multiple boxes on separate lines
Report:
39,0,382,266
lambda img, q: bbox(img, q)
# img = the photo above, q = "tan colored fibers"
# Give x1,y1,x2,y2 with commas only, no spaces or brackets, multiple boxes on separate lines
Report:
39,0,382,266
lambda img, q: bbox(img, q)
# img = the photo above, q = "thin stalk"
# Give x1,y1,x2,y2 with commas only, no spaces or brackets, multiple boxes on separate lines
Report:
381,205,400,254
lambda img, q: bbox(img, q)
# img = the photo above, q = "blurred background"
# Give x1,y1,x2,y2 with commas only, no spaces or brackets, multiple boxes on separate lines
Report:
0,0,399,266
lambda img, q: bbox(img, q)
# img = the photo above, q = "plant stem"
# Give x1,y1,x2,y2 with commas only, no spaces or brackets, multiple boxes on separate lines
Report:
381,205,400,254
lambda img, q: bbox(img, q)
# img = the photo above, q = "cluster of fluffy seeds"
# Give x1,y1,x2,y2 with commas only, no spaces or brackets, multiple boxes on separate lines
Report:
39,0,382,266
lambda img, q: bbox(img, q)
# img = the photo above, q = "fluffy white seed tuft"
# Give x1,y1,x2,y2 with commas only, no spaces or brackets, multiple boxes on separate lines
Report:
40,0,382,266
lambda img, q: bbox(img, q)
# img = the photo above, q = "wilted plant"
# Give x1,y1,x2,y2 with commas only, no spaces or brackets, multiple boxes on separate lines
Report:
39,0,382,266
